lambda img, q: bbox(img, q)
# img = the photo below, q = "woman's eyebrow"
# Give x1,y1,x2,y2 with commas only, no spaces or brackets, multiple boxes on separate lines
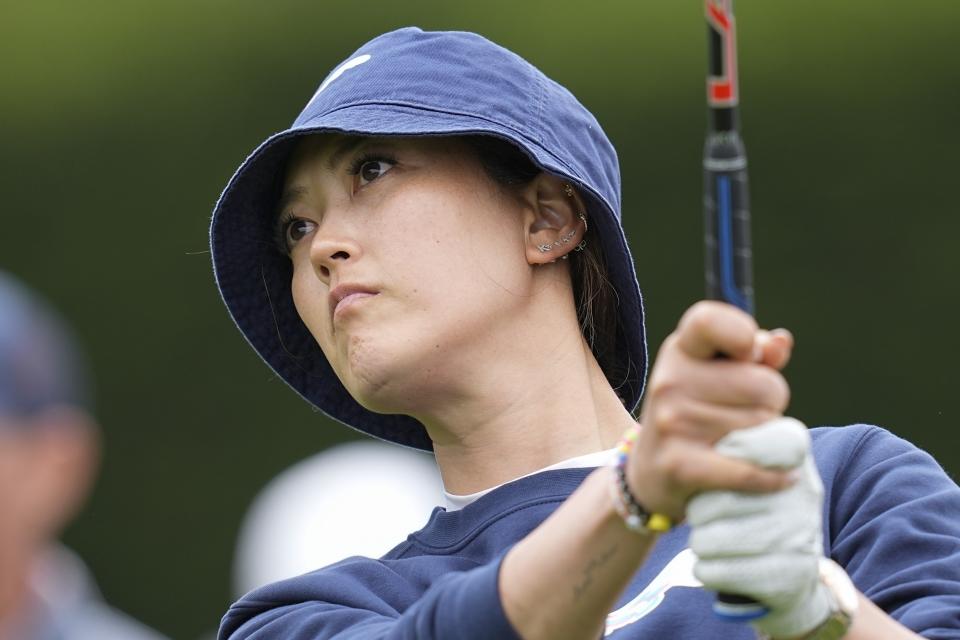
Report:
276,137,388,215
276,185,308,216
325,137,369,172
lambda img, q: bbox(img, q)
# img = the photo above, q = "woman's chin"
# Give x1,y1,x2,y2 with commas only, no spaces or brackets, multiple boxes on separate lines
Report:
340,338,413,412
338,329,457,416
343,358,444,419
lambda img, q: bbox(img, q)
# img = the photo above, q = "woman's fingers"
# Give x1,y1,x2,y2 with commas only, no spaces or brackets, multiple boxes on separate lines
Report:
630,441,796,520
647,356,791,415
632,301,799,520
643,397,781,443
674,301,759,361
671,302,794,370
755,328,794,370
662,443,795,494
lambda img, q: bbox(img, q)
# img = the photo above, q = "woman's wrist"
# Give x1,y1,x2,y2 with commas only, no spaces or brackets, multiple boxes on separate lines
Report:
610,424,674,535
500,465,658,640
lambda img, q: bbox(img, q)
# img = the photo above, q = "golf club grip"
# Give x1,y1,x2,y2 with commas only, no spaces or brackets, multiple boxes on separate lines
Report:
704,142,763,620
704,0,764,621
704,134,753,314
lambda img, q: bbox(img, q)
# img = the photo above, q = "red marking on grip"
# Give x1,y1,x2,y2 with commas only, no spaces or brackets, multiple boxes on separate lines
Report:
707,3,730,30
706,0,739,107
711,83,733,102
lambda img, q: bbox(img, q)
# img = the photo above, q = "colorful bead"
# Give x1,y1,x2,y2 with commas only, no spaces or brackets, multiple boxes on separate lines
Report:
611,423,673,534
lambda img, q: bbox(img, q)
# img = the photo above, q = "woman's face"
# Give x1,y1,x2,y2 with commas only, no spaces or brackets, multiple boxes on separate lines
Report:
280,135,536,416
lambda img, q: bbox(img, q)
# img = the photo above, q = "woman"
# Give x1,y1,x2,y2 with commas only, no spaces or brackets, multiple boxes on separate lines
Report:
210,28,960,639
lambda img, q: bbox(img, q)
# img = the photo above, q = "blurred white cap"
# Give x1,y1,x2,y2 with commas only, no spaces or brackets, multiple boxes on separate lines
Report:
232,441,442,597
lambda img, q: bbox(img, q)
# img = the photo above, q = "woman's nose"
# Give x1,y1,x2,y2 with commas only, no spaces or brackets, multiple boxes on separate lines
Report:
308,232,360,284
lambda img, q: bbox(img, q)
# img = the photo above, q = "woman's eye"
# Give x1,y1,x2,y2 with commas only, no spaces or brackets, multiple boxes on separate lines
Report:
357,159,394,186
284,218,316,249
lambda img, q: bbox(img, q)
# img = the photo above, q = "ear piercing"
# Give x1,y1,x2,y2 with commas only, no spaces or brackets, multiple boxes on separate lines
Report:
537,212,588,255
561,237,586,260
536,226,577,252
537,185,587,258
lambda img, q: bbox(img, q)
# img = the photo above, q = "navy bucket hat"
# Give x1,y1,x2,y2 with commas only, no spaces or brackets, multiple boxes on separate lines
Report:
210,27,647,451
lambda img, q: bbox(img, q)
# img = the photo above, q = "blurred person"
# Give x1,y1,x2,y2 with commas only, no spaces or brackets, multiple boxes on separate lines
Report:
195,441,442,640
0,271,167,640
233,441,442,597
210,28,960,640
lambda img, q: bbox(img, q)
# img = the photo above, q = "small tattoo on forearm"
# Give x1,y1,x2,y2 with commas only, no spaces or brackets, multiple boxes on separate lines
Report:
573,543,619,602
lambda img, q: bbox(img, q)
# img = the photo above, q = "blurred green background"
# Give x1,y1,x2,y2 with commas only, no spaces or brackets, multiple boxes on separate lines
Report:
2,1,957,637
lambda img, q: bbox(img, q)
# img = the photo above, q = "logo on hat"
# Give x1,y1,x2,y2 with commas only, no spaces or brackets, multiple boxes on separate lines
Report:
309,54,372,104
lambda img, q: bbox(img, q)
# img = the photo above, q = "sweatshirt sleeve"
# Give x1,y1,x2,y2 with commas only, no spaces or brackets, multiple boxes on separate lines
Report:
817,425,960,638
218,554,521,640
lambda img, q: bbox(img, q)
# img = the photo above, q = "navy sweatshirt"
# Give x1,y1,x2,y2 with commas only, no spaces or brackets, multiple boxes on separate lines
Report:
220,425,960,639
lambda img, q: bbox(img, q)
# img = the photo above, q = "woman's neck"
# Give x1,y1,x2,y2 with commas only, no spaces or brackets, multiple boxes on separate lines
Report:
425,336,637,495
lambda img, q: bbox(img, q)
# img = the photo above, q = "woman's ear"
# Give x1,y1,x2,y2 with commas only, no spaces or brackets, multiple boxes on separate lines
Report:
522,175,587,265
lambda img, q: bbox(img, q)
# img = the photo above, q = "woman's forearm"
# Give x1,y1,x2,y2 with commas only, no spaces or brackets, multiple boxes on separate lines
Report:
499,466,655,640
838,593,923,640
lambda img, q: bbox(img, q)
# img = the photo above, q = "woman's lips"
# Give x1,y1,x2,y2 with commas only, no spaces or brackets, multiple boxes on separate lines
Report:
335,292,376,317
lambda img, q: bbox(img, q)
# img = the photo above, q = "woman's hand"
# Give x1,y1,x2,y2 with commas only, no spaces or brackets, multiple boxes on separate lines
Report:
689,418,833,638
501,301,799,640
630,300,796,521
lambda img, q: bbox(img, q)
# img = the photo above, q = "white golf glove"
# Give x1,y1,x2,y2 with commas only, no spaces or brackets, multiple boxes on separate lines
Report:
687,417,832,638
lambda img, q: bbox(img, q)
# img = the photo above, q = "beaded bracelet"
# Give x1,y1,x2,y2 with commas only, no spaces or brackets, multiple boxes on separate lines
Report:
611,424,673,534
